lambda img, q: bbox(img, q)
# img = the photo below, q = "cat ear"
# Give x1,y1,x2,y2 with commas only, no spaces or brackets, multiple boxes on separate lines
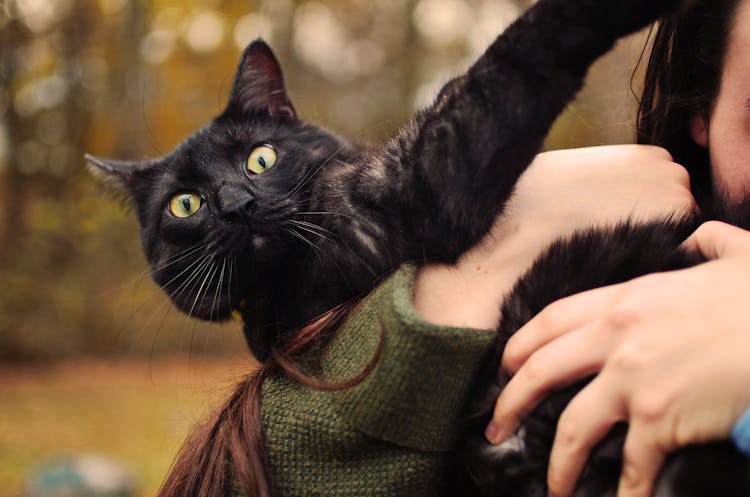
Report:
85,154,152,193
225,39,297,122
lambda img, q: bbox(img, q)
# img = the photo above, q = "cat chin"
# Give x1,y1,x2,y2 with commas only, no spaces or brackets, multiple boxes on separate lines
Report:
163,287,237,322
250,234,270,251
171,297,235,322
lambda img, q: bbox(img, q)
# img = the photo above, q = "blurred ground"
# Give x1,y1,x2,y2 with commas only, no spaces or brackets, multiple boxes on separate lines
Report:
0,355,256,497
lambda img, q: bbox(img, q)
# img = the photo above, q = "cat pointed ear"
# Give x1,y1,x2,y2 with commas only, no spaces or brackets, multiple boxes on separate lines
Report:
85,154,152,193
225,39,297,122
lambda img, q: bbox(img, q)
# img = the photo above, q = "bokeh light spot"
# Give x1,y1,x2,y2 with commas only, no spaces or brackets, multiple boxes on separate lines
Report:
183,10,225,54
141,30,177,65
413,0,473,47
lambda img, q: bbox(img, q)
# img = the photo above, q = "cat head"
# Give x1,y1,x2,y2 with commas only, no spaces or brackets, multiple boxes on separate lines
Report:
88,40,350,322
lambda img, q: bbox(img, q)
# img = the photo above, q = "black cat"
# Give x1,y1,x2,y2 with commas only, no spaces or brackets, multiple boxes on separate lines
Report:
87,0,750,494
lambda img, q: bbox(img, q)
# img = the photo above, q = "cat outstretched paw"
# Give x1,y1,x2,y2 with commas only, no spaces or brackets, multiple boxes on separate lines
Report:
607,0,692,34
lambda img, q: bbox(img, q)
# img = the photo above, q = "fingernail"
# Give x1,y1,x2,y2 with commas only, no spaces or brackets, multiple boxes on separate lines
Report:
485,423,498,443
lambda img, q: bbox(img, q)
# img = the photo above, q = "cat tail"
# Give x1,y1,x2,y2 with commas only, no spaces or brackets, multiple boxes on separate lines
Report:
401,0,685,260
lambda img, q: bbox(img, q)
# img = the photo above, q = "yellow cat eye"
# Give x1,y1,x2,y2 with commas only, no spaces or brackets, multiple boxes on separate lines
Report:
169,192,203,218
247,145,277,174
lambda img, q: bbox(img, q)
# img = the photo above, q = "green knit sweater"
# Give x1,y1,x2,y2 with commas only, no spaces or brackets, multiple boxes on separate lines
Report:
261,265,497,496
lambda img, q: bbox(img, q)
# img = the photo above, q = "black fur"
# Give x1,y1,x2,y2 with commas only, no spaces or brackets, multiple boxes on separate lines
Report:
453,214,750,495
88,0,750,494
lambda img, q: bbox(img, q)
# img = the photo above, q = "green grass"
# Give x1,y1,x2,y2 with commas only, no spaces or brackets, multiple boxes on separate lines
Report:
0,355,256,497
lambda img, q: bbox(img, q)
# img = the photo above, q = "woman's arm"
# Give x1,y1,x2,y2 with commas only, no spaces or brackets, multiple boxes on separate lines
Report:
488,221,750,497
414,144,694,329
321,144,694,453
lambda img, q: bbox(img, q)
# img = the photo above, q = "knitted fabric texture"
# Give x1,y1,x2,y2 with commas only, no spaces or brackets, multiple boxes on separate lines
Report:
261,264,496,496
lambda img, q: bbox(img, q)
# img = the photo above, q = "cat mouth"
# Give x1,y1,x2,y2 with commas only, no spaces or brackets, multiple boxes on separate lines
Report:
250,209,291,232
206,222,278,256
250,221,282,236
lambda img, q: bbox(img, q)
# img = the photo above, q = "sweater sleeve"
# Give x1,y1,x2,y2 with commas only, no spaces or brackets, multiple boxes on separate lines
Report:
320,264,497,453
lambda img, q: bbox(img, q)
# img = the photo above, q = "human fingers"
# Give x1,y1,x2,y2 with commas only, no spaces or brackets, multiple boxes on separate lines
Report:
616,424,666,497
605,145,694,213
631,159,694,221
547,375,624,497
489,323,613,444
682,221,750,260
502,285,622,373
518,146,694,235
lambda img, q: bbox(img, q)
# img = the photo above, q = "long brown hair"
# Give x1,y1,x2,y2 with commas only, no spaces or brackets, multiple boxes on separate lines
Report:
637,0,741,203
157,303,383,497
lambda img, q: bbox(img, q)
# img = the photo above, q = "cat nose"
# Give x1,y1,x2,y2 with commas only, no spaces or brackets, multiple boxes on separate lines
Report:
223,198,255,221
218,186,255,221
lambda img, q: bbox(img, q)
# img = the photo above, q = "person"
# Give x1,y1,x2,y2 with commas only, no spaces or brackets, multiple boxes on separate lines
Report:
473,1,750,497
158,0,742,495
158,154,694,497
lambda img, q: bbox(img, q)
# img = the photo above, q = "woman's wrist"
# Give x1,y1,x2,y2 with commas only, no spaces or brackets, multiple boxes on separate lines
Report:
412,223,550,329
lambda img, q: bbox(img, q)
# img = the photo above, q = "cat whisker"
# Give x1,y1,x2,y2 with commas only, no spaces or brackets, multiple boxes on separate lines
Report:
296,210,392,264
187,260,221,365
209,257,228,322
187,259,218,321
296,210,358,221
111,294,156,348
290,219,334,235
170,256,212,361
109,246,213,349
341,237,379,279
161,250,214,297
132,283,191,366
98,242,209,298
204,257,228,345
152,242,210,274
148,300,174,373
227,258,235,313
284,160,327,200
291,216,381,278
284,227,324,255
170,256,214,358
284,143,352,200
167,255,216,323
296,210,383,240
112,251,209,346
287,220,335,242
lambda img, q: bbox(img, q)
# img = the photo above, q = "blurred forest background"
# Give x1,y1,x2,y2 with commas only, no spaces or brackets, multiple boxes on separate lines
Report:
0,0,652,361
0,0,652,495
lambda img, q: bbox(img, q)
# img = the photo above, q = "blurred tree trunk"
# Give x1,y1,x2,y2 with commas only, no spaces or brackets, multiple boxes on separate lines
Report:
401,0,421,114
110,0,149,159
61,1,94,188
0,19,30,258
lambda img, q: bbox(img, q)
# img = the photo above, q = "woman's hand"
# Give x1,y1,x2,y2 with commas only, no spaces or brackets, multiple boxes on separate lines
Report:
413,145,695,329
487,221,750,497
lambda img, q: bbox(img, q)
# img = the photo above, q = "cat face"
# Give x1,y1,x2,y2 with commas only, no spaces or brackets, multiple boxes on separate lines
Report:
88,40,349,321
